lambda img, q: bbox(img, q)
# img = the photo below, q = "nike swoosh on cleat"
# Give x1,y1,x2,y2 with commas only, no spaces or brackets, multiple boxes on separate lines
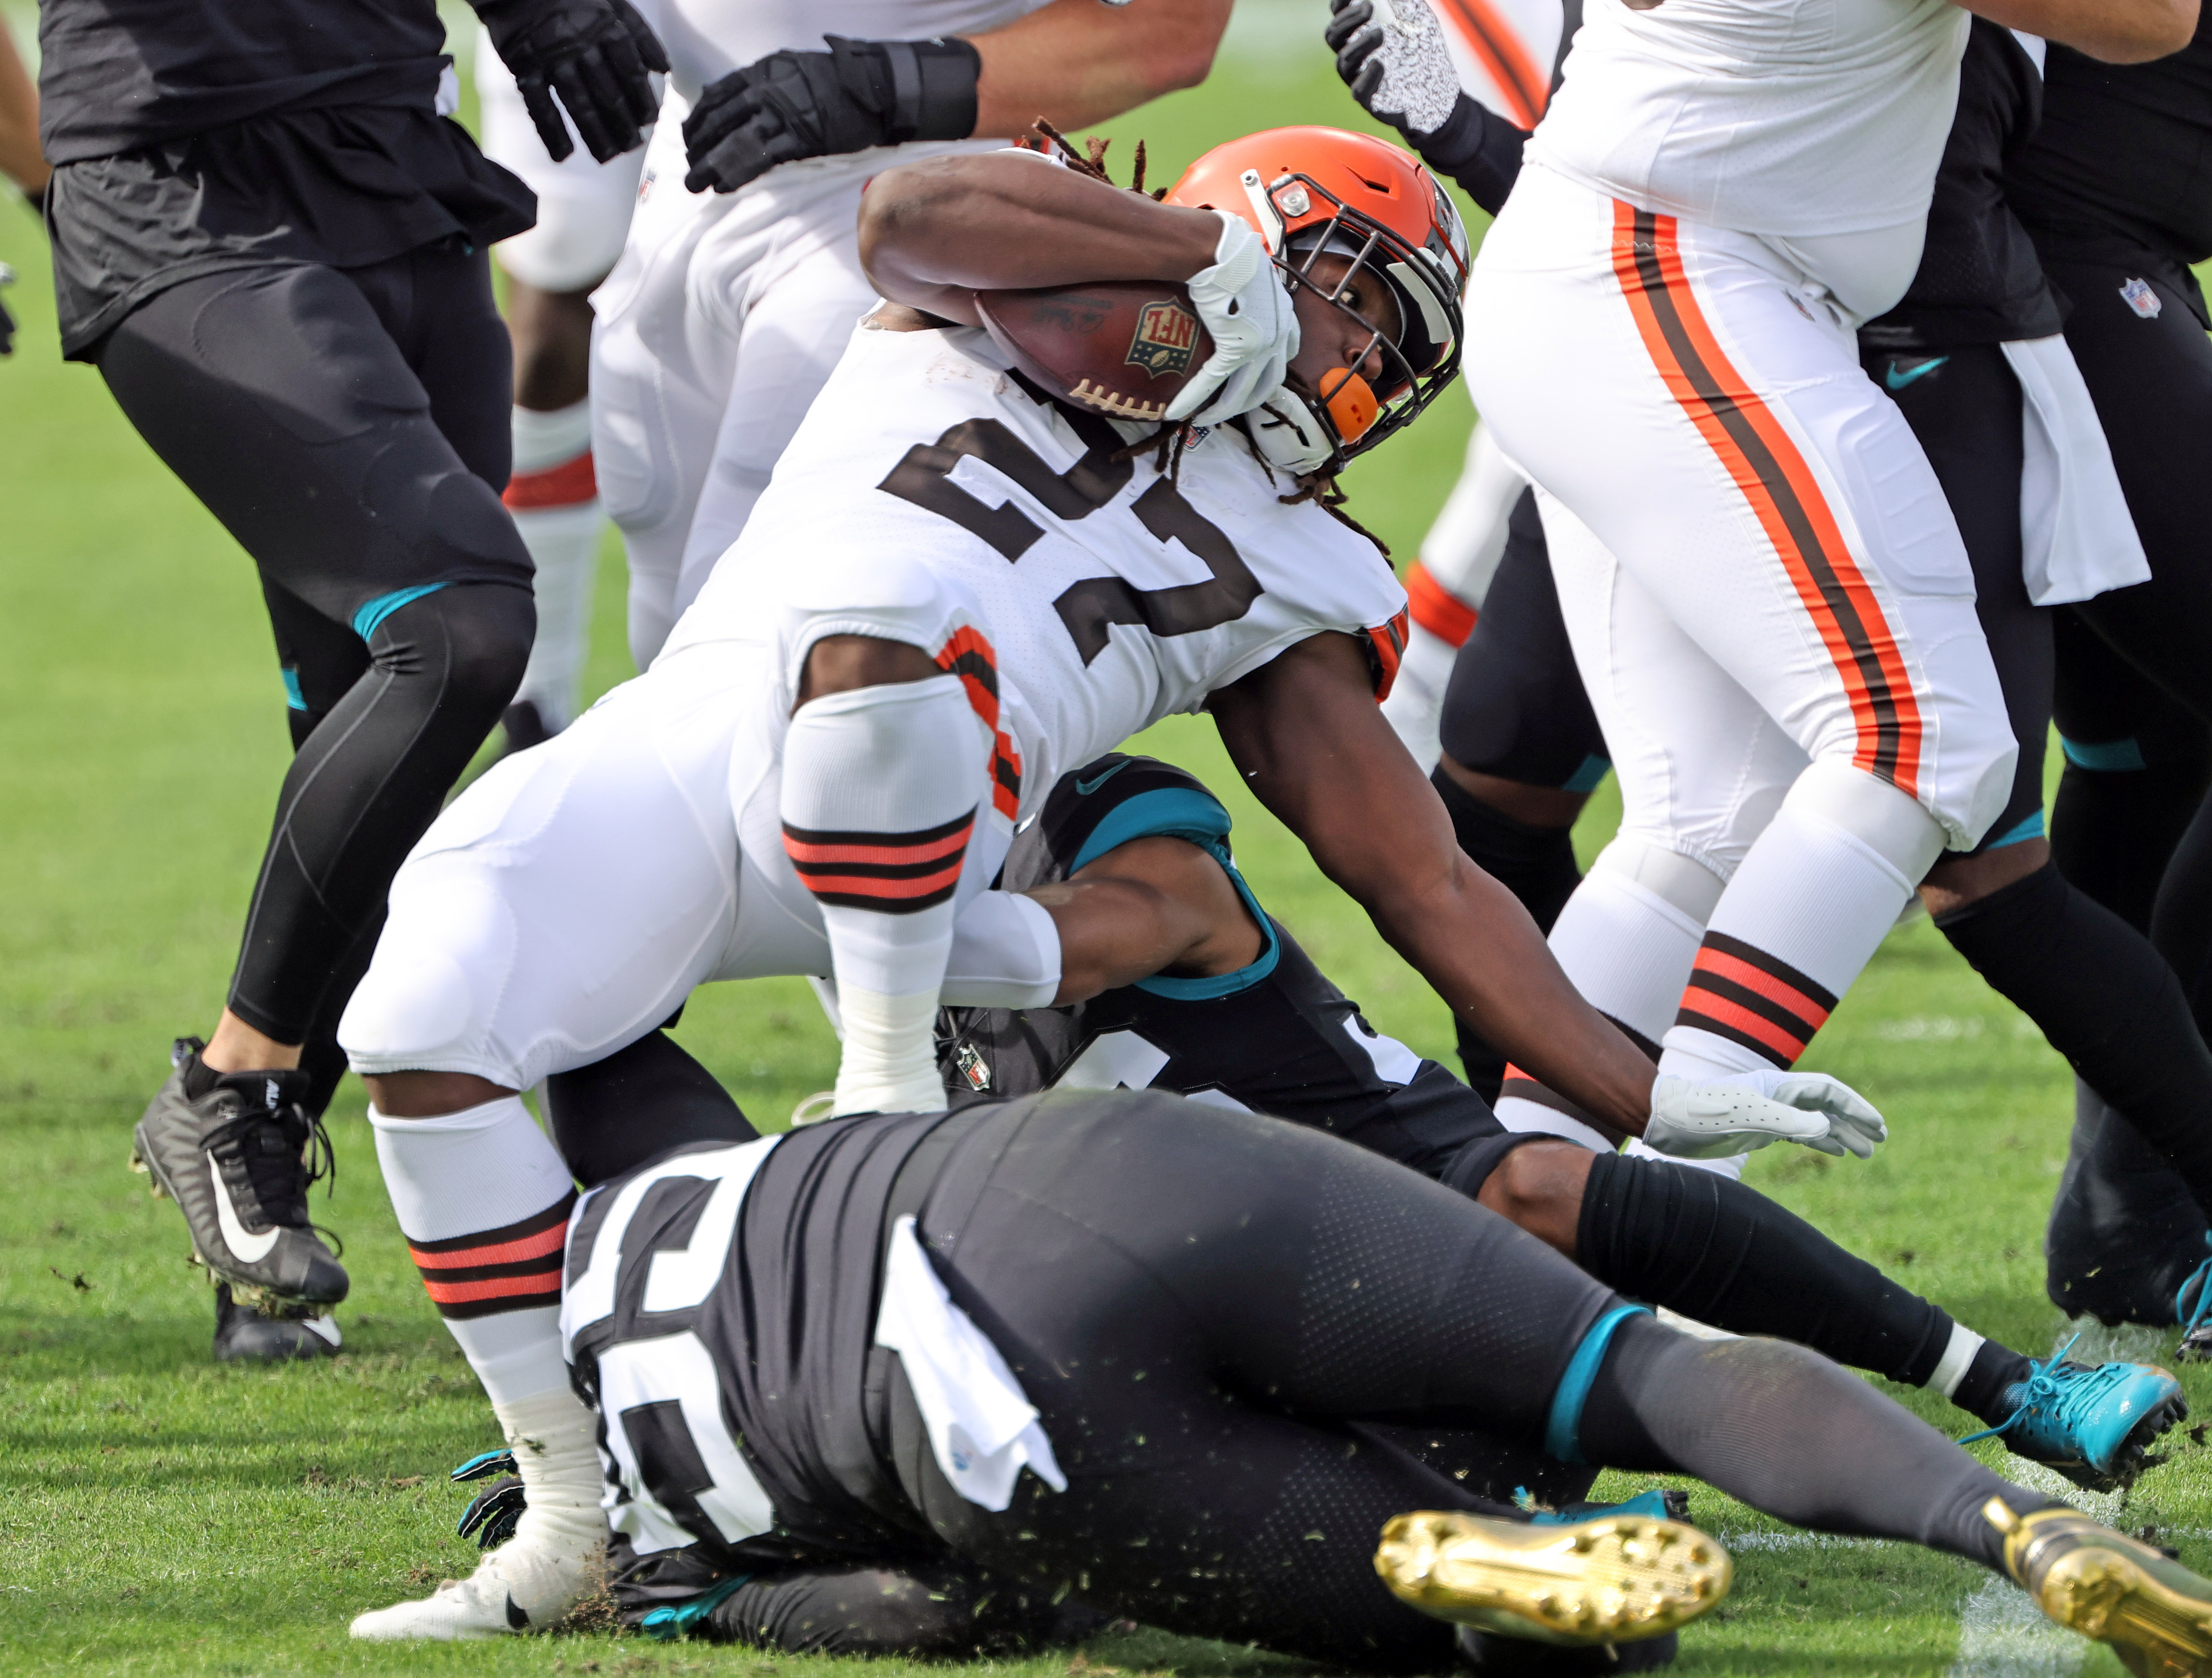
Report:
209,1152,281,1263
1075,761,1131,796
505,1595,529,1630
1885,356,1949,391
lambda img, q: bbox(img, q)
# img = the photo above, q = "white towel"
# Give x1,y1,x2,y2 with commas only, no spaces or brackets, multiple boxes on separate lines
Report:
2004,334,2150,606
874,1216,1067,1511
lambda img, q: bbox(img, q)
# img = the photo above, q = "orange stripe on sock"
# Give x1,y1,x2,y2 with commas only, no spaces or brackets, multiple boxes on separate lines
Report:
502,450,597,511
1406,562,1478,647
796,860,967,901
407,1221,567,1273
781,824,974,868
1690,947,1832,1033
421,1272,563,1307
1610,202,1921,797
1678,995,1809,1064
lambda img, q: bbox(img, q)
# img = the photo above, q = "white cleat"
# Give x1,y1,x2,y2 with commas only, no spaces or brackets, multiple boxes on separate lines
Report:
351,1385,607,1640
348,1528,604,1640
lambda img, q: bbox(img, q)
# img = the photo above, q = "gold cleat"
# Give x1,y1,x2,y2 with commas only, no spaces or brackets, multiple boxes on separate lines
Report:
1374,1510,1732,1647
1989,1498,2212,1677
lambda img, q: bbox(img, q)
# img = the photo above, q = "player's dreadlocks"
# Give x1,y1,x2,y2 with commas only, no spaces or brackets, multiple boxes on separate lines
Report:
1019,123,1390,557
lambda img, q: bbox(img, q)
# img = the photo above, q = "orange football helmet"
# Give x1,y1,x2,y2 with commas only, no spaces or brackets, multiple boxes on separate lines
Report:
1166,126,1469,471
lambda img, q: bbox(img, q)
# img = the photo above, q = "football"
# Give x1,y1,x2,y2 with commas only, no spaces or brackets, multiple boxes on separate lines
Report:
974,279,1215,425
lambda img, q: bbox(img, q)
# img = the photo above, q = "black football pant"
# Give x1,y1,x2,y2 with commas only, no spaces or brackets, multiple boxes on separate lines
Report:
94,246,535,1056
889,1096,2050,1672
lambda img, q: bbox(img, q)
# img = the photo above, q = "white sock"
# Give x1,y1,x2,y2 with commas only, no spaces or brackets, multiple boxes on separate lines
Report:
782,674,990,1115
370,1097,575,1403
505,399,600,734
1664,761,1944,1080
1928,1321,1988,1400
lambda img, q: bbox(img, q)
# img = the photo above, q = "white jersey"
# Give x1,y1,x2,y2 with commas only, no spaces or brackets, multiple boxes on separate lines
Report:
1527,0,1968,243
664,322,1411,820
638,0,1048,102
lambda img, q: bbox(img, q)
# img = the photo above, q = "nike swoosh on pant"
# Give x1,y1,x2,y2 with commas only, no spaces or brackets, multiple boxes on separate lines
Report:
209,1153,281,1263
1884,356,1949,391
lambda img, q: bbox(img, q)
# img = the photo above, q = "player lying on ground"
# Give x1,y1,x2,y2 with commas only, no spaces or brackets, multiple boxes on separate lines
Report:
336,126,1900,1637
541,753,2183,1498
416,1086,2212,1676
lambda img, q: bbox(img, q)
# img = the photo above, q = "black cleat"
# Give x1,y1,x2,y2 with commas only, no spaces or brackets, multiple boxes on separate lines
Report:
131,1037,348,1311
2046,1082,2207,1327
212,1283,341,1364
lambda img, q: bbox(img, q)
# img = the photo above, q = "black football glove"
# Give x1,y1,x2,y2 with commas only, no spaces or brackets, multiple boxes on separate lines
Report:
1325,0,1527,217
451,1449,527,1549
475,0,668,164
0,260,16,358
682,34,981,195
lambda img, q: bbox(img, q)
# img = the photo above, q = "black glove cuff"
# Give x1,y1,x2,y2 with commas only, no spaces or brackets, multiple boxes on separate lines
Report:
1414,94,1527,220
872,36,981,144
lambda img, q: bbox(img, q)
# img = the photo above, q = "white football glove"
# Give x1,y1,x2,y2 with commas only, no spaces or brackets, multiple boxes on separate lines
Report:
1328,0,1464,141
1644,1071,1888,1161
1167,210,1300,428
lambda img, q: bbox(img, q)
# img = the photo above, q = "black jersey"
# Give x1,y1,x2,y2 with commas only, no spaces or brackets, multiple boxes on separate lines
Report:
38,0,449,162
934,754,1504,1183
37,0,532,358
2007,8,2212,278
562,1111,966,1572
1862,19,2063,351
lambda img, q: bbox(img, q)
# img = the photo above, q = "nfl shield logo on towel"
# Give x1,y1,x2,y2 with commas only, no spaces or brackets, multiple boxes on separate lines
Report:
1126,301,1200,378
2119,277,2163,319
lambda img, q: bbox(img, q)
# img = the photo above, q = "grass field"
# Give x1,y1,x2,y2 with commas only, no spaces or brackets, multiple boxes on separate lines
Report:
3,6,2210,1674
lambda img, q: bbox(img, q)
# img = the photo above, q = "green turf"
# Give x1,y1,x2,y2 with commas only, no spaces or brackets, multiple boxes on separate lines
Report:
0,12,2204,1676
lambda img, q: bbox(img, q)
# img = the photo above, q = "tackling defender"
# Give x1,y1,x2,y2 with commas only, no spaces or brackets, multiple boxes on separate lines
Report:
406,1085,2212,1674
336,129,1887,1636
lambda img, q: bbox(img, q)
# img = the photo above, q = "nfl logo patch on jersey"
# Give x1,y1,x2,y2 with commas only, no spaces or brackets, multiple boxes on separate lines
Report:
1126,301,1200,379
2119,277,2163,319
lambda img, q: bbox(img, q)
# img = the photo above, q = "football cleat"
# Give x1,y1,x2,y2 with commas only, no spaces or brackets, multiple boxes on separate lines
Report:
1988,1498,2212,1676
1374,1509,1730,1648
1529,1490,1692,1527
131,1037,347,1311
348,1523,604,1639
211,1283,340,1364
2047,1084,2207,1328
1960,1338,2186,1490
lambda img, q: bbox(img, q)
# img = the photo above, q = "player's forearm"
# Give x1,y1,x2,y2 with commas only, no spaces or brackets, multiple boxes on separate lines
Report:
1963,0,2195,60
860,152,1220,314
1362,856,1657,1135
967,0,1231,137
0,27,49,200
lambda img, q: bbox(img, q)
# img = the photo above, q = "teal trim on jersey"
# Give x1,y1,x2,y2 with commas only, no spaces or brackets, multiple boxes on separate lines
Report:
1068,786,1233,875
280,666,307,712
2060,734,2147,772
1544,1305,1652,1464
351,582,449,641
640,1575,752,1640
1562,753,1611,794
1133,863,1281,1000
1987,811,2046,849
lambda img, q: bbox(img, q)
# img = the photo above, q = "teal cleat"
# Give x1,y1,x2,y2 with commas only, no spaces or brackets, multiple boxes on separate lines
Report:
1962,1337,2187,1491
1529,1489,1692,1526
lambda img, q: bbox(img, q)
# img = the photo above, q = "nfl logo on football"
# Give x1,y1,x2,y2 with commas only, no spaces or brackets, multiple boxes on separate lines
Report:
1126,300,1199,378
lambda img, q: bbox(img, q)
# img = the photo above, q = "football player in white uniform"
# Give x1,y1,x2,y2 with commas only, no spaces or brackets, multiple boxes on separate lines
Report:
473,44,655,751
1449,0,2194,1172
335,127,1884,1639
589,0,1234,673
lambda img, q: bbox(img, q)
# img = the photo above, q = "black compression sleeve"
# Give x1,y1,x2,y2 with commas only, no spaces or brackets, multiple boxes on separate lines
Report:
544,1030,759,1189
1576,1150,1957,1388
1417,95,1528,218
